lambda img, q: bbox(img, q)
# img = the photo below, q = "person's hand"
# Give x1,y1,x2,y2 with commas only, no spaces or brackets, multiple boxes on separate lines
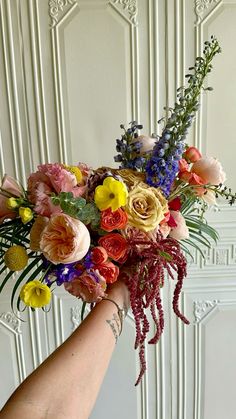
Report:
106,278,130,313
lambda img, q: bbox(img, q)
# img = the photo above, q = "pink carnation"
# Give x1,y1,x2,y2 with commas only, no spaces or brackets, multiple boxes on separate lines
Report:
64,270,107,303
38,163,77,193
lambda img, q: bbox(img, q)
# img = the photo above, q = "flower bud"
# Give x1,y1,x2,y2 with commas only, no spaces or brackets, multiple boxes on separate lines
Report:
6,197,19,209
19,207,34,224
184,146,202,163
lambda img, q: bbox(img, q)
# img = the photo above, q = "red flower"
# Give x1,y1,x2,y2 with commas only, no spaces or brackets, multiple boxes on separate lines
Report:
168,197,181,211
178,158,189,172
94,261,119,284
91,246,108,264
100,208,128,232
184,146,202,163
98,233,128,261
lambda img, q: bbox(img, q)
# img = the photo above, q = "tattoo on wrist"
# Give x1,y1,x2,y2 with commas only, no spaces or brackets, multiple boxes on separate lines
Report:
106,313,121,344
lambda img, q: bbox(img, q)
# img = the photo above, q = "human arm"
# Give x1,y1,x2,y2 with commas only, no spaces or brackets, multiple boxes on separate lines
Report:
0,280,130,419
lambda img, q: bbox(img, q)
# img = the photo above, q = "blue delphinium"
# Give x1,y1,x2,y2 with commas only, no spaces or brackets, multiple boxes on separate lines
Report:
146,36,221,197
114,122,145,171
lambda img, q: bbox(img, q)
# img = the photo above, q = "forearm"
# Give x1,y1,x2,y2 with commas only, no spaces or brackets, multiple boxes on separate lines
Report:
0,282,129,419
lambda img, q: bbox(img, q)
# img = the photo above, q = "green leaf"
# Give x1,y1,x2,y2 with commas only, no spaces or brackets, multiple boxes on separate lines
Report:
159,250,173,261
81,301,87,321
0,270,15,293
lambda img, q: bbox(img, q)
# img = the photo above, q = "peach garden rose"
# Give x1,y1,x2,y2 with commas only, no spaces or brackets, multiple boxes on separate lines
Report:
40,213,90,264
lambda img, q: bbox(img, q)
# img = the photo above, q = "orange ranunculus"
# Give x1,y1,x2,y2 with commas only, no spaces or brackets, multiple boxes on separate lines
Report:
178,158,189,172
98,233,128,262
40,213,90,264
184,146,202,163
94,261,119,284
91,246,108,265
100,208,128,232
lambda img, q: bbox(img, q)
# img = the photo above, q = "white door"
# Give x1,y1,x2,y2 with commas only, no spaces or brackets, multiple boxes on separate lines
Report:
0,1,236,418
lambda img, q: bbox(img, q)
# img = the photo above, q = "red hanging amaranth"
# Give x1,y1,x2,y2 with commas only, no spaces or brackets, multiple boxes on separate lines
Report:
123,233,189,386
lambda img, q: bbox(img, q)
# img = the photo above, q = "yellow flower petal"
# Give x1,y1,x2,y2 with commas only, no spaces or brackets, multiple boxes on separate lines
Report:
94,177,128,212
20,280,51,308
19,207,33,224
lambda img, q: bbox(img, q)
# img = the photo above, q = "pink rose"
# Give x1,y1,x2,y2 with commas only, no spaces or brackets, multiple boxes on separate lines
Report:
169,211,189,241
40,213,90,264
135,135,157,154
184,146,202,163
191,157,226,185
0,175,23,223
64,270,107,303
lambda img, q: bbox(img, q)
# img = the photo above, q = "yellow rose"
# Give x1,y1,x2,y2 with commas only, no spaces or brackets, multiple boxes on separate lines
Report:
125,182,168,232
6,197,19,209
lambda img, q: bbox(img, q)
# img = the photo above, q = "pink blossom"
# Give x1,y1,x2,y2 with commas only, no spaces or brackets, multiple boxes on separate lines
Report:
64,270,107,303
135,135,157,154
169,211,189,241
38,163,77,193
40,213,90,264
0,175,23,223
191,157,226,185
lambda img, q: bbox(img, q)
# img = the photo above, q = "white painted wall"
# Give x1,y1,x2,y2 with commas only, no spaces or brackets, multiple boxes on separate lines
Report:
0,1,236,418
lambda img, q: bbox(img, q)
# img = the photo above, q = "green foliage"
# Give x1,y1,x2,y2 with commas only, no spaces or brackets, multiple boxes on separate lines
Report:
52,192,100,228
180,196,219,258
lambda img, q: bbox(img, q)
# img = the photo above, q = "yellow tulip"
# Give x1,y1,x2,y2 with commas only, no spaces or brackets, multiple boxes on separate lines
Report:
6,197,19,209
19,207,33,224
20,280,51,308
94,177,128,212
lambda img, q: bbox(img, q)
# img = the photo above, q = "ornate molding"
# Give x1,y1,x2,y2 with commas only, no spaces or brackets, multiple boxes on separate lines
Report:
110,0,138,25
0,312,21,333
195,0,220,24
49,0,77,28
194,300,218,322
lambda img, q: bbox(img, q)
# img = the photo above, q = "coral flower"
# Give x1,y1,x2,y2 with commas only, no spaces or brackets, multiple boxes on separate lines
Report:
94,177,128,211
20,280,51,308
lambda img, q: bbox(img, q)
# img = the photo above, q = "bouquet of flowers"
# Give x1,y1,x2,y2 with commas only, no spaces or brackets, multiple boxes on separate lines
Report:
0,37,235,384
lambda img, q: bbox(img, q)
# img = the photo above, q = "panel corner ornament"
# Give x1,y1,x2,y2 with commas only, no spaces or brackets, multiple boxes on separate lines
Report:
195,0,220,24
194,299,218,323
0,311,21,333
110,0,138,25
49,0,77,28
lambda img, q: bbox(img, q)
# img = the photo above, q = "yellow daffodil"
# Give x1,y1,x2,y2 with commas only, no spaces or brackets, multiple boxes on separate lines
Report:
19,207,33,224
6,197,19,209
64,165,82,184
4,245,28,271
20,280,51,308
94,177,128,211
